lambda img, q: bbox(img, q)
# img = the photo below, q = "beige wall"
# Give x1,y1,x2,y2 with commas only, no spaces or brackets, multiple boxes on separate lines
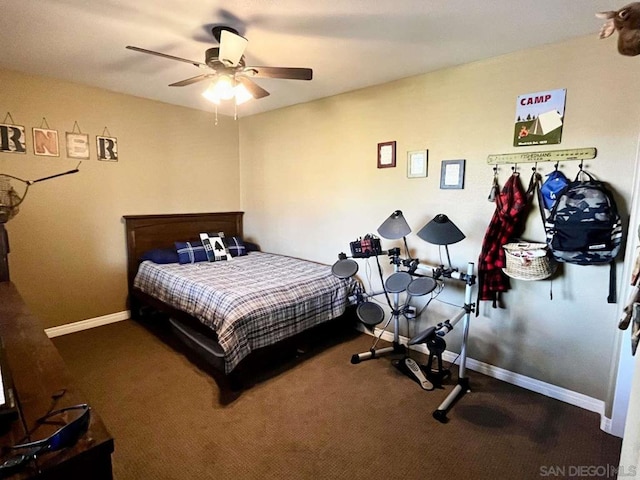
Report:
239,35,640,405
0,68,240,328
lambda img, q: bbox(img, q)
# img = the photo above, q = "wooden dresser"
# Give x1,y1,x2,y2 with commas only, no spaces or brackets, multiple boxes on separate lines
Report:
0,282,114,479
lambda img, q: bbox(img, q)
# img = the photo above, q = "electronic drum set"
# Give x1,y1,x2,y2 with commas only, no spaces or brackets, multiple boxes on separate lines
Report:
332,247,476,423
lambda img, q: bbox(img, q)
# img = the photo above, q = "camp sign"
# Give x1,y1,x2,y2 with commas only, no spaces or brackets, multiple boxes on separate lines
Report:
513,88,566,147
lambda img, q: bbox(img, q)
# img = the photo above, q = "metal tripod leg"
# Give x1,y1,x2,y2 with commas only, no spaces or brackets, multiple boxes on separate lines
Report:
433,262,475,423
433,330,471,423
350,342,405,364
433,377,471,423
351,311,405,363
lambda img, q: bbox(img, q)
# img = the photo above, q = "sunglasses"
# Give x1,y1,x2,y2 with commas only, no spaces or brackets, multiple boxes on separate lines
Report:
0,404,90,475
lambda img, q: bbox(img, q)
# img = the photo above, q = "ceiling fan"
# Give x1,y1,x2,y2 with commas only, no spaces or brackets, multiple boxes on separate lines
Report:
126,26,313,104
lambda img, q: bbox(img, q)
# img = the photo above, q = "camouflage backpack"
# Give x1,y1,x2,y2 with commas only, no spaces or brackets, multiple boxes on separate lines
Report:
543,169,623,302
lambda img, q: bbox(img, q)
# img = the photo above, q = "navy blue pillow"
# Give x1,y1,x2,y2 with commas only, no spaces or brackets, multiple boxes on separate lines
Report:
224,236,247,257
244,241,260,252
140,248,179,264
175,241,209,264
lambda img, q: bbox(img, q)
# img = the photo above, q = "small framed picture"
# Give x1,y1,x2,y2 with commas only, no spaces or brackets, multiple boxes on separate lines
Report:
407,150,428,178
377,141,396,168
97,136,118,162
0,123,26,154
440,159,466,189
66,132,90,159
32,128,60,157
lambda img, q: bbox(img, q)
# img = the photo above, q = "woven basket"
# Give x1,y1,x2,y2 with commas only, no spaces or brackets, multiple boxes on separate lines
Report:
502,243,556,281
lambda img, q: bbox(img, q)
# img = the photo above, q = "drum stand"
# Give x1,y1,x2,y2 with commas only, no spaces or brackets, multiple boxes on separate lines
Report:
350,251,407,363
409,262,476,423
335,251,474,414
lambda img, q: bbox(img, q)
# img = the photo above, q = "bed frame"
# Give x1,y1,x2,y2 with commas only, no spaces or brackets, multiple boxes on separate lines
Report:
122,212,355,387
124,211,244,294
123,212,244,375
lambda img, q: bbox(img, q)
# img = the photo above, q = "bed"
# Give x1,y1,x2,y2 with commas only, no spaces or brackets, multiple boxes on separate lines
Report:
123,212,355,378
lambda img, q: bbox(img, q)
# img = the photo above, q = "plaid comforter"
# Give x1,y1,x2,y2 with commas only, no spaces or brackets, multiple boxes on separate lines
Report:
134,252,353,373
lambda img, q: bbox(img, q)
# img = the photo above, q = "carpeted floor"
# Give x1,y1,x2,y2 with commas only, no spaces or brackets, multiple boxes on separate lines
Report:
53,319,622,480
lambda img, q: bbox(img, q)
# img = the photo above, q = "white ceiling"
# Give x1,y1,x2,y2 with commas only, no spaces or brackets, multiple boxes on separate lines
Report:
0,0,623,118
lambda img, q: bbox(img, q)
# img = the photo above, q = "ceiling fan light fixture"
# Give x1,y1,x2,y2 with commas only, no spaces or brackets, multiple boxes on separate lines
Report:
201,82,221,104
213,75,236,100
202,76,238,104
234,83,253,105
203,77,255,106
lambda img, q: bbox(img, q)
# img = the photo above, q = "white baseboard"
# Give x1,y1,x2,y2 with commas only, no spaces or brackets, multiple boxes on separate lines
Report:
45,310,130,338
362,325,615,436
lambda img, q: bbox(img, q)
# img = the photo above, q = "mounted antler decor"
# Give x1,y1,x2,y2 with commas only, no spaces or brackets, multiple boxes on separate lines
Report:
597,2,640,56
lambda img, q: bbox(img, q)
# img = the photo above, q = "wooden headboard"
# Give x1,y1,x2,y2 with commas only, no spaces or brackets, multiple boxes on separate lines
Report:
123,212,244,292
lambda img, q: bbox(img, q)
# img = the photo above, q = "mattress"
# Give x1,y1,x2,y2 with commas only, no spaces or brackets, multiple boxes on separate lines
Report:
134,252,353,373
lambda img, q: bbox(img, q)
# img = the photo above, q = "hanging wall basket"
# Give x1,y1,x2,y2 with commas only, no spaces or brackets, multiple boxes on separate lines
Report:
502,243,556,281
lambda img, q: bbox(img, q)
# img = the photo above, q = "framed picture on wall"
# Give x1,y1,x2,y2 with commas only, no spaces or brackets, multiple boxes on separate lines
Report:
32,128,60,157
513,88,566,147
96,136,118,162
0,123,26,154
440,159,465,189
377,141,396,168
66,132,90,159
407,150,428,178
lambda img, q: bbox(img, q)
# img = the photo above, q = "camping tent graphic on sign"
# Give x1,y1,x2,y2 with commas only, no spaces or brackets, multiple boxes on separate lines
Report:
527,110,563,136
513,89,566,147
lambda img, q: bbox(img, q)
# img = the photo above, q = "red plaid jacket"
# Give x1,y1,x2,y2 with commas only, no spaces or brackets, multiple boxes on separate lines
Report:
477,173,528,307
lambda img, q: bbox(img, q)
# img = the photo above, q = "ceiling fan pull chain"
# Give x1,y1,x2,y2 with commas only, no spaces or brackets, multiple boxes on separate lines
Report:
214,106,218,126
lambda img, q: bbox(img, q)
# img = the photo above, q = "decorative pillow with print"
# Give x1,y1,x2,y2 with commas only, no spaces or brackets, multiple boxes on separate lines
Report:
199,232,232,261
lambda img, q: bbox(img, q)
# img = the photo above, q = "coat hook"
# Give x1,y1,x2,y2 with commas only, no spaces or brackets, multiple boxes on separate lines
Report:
554,161,559,170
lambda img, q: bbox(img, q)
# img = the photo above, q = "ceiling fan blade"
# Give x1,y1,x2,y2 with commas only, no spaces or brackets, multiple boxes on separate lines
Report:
236,77,270,99
169,74,214,87
126,46,206,68
243,66,313,81
219,29,248,67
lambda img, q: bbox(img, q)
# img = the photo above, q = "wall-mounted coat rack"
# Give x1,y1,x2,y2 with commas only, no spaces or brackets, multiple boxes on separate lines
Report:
487,147,596,165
